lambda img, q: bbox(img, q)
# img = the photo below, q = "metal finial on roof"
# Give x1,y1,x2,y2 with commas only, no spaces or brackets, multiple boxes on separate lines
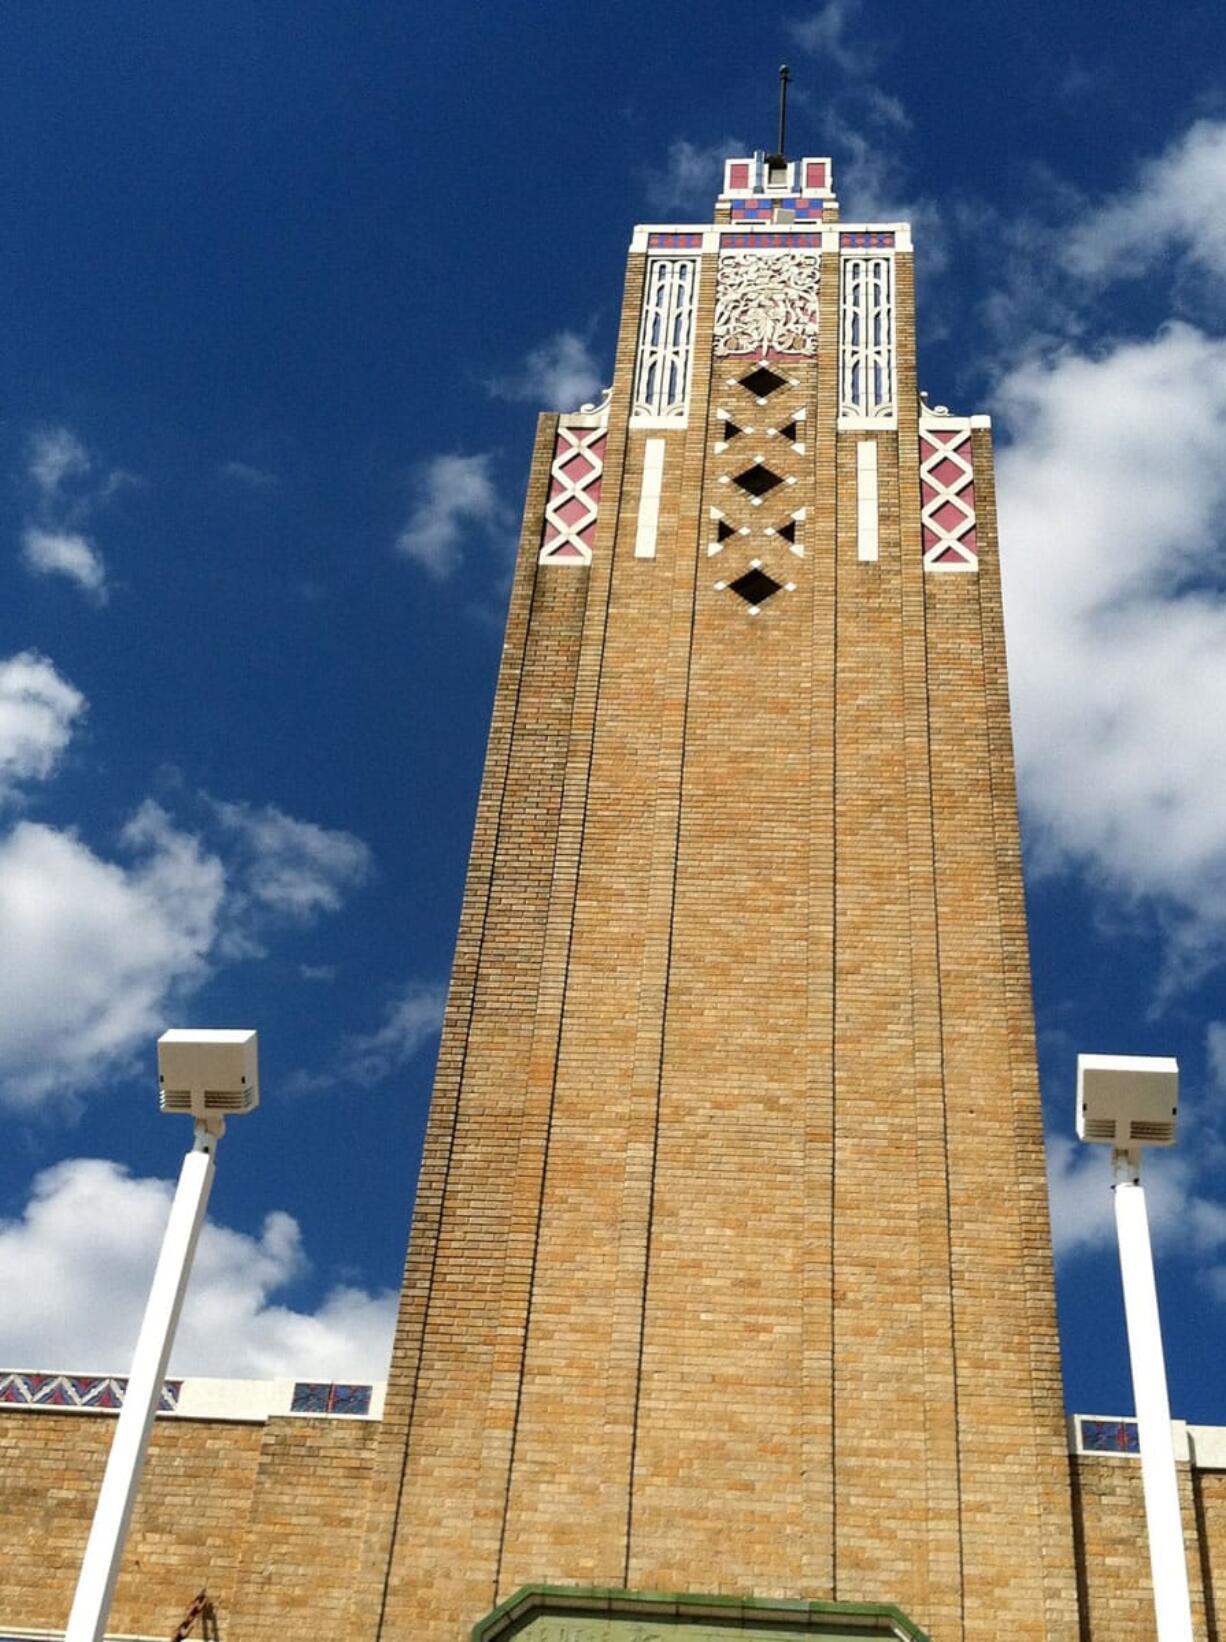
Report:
772,64,792,164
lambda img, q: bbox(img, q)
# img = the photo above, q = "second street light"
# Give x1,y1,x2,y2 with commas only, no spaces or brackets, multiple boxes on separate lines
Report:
1076,1051,1191,1642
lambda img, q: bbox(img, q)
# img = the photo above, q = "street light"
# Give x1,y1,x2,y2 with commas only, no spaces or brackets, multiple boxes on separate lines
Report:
65,1029,259,1642
1076,1051,1191,1642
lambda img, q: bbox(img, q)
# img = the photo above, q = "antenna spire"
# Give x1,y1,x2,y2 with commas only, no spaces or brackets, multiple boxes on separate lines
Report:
773,64,792,163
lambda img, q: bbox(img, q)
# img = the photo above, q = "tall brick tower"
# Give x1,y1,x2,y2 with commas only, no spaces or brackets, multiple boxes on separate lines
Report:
358,151,1080,1642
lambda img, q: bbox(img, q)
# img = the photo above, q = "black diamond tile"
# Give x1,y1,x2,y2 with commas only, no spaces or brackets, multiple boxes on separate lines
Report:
733,462,784,499
729,568,783,607
739,365,788,398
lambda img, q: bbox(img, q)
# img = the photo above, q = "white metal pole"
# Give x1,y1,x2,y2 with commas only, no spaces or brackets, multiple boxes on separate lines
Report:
1113,1153,1195,1642
65,1121,220,1642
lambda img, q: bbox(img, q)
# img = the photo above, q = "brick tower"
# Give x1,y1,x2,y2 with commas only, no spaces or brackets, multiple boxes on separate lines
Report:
353,150,1080,1642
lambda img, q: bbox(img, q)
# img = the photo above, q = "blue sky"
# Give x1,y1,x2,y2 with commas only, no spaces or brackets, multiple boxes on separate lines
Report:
2,1,1226,1421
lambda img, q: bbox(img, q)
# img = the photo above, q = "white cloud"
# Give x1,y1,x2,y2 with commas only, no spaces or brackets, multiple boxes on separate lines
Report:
1064,119,1226,284
21,527,109,602
644,137,745,213
18,425,133,602
784,14,941,273
788,0,877,76
339,979,445,1086
220,460,278,488
1047,1133,1226,1265
817,92,916,216
212,799,372,921
0,1158,395,1379
0,651,86,800
489,331,603,411
27,426,91,500
0,780,374,1106
0,804,225,1105
285,978,445,1095
996,322,1226,978
1208,1022,1226,1091
395,452,504,578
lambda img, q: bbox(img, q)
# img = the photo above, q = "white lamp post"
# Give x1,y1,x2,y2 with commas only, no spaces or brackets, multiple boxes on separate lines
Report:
1076,1051,1192,1642
65,1029,259,1642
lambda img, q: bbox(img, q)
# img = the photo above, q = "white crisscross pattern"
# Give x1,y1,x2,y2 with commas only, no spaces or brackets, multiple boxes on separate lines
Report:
920,420,978,573
540,422,607,566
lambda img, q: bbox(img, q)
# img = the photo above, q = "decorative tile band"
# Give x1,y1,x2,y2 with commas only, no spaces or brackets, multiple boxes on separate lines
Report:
730,198,824,221
647,232,703,249
290,1381,373,1416
0,1371,181,1412
720,232,822,250
1078,1416,1140,1454
841,231,895,249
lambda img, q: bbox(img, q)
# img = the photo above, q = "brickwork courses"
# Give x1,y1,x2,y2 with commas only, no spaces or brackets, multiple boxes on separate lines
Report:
362,178,1084,1640
0,1405,373,1637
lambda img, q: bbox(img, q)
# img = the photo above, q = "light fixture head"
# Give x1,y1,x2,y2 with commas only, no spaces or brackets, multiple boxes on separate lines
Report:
1076,1052,1178,1150
157,1029,259,1121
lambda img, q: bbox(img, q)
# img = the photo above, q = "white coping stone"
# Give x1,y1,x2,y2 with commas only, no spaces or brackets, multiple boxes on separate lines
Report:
1189,1424,1226,1468
177,1375,387,1422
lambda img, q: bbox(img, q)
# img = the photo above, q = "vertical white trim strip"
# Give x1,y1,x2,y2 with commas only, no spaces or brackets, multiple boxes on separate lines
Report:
634,439,666,560
856,439,879,562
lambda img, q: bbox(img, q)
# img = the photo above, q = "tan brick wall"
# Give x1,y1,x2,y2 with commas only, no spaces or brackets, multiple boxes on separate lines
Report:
1070,1454,1213,1640
0,1407,371,1636
363,230,1084,1642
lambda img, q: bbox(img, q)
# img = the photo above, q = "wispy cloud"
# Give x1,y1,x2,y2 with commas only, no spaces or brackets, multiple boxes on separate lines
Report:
395,451,507,579
338,980,446,1086
0,651,86,802
644,137,746,214
211,798,372,923
488,330,604,411
1063,119,1226,286
788,0,879,76
21,528,109,602
28,426,91,498
787,5,943,270
285,977,445,1095
220,459,279,489
18,425,135,603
